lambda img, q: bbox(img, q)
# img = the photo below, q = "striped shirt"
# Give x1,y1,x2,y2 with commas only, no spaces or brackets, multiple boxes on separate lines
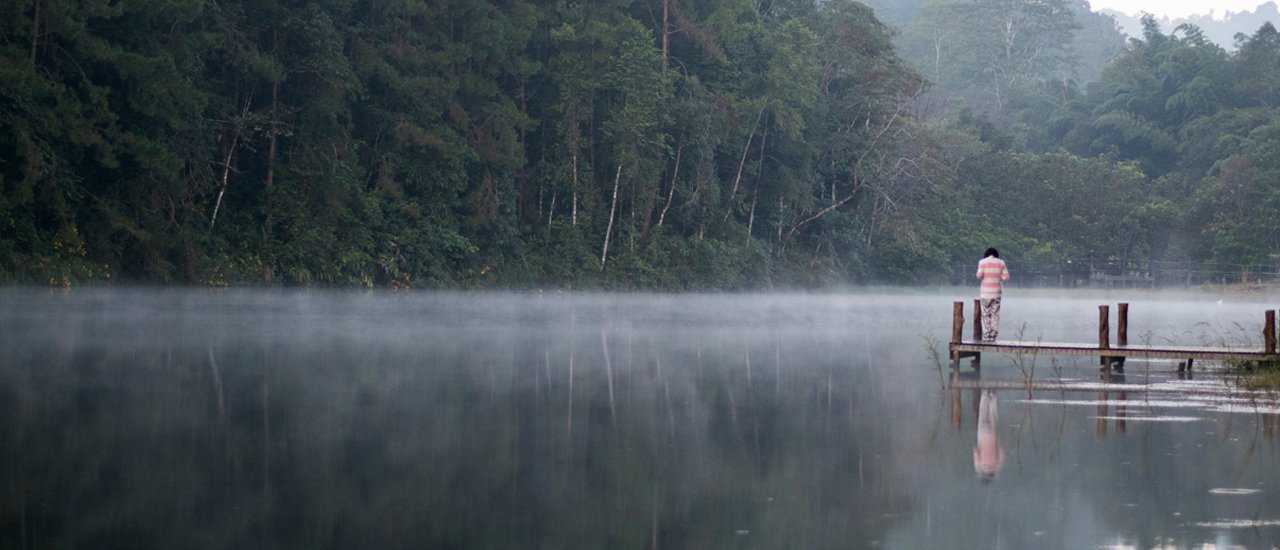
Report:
976,257,1009,299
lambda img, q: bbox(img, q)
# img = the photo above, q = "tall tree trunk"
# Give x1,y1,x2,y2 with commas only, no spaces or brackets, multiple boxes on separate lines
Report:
601,163,622,268
265,29,281,193
725,106,766,222
263,30,283,240
571,152,579,226
210,135,238,228
588,118,597,174
547,192,556,227
211,96,253,228
515,77,536,221
661,0,670,68
746,125,767,239
776,197,785,243
264,79,279,229
265,81,278,192
640,137,685,244
657,137,682,227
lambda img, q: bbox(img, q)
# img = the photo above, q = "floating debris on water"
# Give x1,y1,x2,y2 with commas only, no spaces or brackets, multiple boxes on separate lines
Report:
1089,415,1200,422
1194,518,1280,528
1208,488,1262,495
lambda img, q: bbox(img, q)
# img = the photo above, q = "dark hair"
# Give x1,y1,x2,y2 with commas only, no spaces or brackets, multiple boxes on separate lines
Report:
983,248,999,258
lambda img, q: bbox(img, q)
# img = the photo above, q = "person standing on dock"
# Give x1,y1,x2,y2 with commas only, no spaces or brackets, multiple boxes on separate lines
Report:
976,248,1009,341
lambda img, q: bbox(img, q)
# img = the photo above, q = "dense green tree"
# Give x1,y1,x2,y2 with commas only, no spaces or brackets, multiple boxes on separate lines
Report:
1233,21,1280,108
0,0,228,283
791,0,938,281
1063,16,1232,176
1195,120,1280,264
7,0,1280,288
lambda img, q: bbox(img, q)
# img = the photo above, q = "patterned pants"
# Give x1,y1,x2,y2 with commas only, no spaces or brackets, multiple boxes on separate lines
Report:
980,297,1001,340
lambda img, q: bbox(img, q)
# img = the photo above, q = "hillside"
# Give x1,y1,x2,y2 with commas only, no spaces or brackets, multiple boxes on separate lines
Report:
1104,1,1280,48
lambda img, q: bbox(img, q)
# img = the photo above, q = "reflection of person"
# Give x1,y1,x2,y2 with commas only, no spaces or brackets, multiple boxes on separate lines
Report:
975,248,1010,341
973,390,1004,482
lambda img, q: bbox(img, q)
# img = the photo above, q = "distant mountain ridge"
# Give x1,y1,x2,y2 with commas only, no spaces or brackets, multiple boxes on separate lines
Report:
1103,1,1280,47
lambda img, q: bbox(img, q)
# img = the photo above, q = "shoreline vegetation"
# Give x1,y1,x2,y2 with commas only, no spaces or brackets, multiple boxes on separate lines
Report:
4,2,1280,290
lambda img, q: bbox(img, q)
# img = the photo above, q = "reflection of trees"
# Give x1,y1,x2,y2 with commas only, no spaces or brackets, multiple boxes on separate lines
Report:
0,318,927,548
1,336,267,548
7,294,1280,548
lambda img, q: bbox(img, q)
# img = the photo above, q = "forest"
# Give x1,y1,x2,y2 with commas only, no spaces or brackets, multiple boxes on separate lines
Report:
3,0,1280,289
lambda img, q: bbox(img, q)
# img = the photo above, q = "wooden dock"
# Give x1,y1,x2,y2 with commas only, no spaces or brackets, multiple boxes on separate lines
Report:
948,300,1280,372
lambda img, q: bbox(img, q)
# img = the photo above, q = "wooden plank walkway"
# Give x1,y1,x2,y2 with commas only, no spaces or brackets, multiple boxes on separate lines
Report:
947,300,1280,372
950,340,1276,362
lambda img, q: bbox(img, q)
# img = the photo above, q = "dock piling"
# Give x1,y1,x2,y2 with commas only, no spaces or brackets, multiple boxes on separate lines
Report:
973,299,982,342
1266,310,1276,355
1115,303,1128,370
951,301,963,346
1099,305,1110,369
951,301,964,368
1117,303,1128,347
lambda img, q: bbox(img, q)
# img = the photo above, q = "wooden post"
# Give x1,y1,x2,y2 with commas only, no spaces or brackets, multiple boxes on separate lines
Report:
1115,302,1128,370
1117,303,1128,347
1099,305,1110,369
1265,310,1276,355
951,301,964,366
972,299,983,341
952,302,964,344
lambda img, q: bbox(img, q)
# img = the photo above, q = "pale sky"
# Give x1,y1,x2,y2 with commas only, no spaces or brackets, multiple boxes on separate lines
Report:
1089,0,1273,19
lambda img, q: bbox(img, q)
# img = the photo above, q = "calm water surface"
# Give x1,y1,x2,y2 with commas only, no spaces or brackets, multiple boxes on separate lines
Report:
1,288,1278,549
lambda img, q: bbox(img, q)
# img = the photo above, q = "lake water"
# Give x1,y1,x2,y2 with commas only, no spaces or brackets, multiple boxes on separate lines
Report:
2,288,1278,548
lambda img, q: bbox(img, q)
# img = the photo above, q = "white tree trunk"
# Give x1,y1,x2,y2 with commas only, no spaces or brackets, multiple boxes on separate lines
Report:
210,135,238,228
724,106,766,221
658,141,682,227
571,153,579,226
601,163,622,268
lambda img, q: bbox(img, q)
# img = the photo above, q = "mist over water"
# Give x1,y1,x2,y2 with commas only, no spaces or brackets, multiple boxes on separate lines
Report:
1,288,1278,548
